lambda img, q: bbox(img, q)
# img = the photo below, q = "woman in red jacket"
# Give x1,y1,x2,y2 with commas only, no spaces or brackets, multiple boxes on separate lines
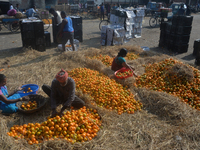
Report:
111,48,138,77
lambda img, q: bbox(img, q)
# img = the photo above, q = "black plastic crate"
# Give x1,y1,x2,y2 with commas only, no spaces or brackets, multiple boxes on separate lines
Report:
171,25,177,34
193,39,200,57
36,44,46,52
160,22,167,31
167,41,174,50
195,57,200,66
35,37,45,45
21,22,34,31
34,21,44,31
21,31,35,40
70,16,82,24
165,31,171,41
73,24,82,31
165,22,172,32
172,16,179,25
44,31,51,47
22,39,36,49
74,34,83,42
159,39,166,47
172,44,189,53
174,35,190,44
177,26,192,35
35,30,45,38
160,30,166,41
179,16,193,26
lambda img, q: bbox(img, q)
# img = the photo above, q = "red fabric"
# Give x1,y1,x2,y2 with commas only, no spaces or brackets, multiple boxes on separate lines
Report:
111,57,124,72
7,9,17,16
55,69,68,83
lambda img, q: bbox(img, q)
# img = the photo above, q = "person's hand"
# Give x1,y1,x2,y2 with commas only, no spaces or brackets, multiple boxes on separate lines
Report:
51,109,58,118
59,111,64,117
22,96,30,101
17,86,25,91
59,106,70,117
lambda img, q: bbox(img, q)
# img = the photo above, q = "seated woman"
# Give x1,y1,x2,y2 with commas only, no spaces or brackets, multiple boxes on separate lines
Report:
111,48,138,77
0,74,29,114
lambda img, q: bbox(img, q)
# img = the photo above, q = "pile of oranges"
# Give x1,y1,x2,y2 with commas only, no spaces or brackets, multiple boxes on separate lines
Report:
126,53,139,60
21,101,37,110
7,107,102,145
116,70,133,78
88,53,139,68
88,55,114,67
23,87,33,93
135,58,200,110
69,68,142,115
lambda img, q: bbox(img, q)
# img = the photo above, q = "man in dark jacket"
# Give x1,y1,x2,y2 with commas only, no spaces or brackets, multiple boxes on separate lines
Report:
42,69,85,117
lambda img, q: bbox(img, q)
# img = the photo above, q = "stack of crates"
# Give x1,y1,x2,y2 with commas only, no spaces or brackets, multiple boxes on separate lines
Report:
193,39,200,65
70,16,83,42
159,16,193,53
21,20,46,51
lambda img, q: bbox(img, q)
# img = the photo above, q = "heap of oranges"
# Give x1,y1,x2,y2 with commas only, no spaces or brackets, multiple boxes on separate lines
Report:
69,68,142,115
126,53,139,60
7,107,102,145
135,58,200,110
88,55,114,67
23,87,33,93
116,70,133,78
21,101,37,110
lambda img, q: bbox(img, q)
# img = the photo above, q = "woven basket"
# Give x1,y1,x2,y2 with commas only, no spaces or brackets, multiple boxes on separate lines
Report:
16,94,48,114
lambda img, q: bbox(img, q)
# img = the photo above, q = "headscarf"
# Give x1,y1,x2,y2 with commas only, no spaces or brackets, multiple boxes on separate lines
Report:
55,69,68,83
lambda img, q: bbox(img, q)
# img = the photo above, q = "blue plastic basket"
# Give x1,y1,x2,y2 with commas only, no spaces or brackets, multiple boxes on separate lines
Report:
17,84,39,97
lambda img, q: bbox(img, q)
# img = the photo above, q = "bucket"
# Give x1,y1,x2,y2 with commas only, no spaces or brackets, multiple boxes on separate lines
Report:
17,84,39,97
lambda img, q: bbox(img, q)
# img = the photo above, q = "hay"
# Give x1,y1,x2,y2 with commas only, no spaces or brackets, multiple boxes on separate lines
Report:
165,63,194,82
1,46,200,149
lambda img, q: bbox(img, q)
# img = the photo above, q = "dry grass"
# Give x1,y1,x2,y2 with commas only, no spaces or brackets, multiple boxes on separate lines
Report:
1,45,200,150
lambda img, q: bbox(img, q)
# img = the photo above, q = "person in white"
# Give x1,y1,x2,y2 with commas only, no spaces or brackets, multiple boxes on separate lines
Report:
49,8,62,26
10,4,14,10
49,8,62,44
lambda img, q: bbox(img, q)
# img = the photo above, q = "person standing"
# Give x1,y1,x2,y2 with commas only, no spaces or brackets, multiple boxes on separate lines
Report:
100,3,105,20
42,69,85,117
186,5,191,16
85,3,87,11
178,4,185,15
57,11,75,51
49,8,62,44
10,4,14,10
15,4,19,12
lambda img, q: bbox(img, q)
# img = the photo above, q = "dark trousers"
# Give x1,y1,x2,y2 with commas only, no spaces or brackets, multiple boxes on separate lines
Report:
101,12,104,20
42,84,85,109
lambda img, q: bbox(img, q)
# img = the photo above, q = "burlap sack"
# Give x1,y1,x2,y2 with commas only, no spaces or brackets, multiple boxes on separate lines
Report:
15,12,23,19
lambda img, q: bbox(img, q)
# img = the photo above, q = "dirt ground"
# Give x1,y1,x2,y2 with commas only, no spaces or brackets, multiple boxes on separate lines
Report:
0,13,200,64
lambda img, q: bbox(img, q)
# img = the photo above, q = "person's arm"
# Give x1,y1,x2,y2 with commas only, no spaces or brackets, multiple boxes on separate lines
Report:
50,80,58,111
56,19,67,38
7,87,24,97
60,79,75,115
122,62,138,77
0,94,21,104
0,94,29,104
